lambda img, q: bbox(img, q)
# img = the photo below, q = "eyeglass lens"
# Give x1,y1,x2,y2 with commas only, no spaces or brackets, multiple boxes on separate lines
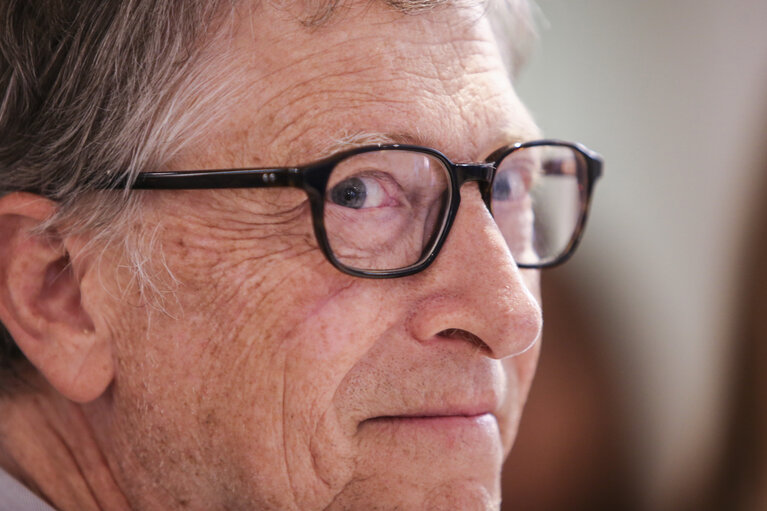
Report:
324,150,452,271
491,145,586,267
323,145,587,272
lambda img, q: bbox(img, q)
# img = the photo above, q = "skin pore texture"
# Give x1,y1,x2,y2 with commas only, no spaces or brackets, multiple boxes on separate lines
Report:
0,1,543,510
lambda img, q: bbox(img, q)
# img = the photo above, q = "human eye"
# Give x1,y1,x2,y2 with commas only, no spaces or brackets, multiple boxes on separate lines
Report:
328,172,399,210
493,165,532,202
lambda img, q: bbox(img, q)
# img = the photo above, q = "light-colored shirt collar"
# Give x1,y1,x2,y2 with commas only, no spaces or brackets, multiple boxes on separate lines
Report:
0,467,58,511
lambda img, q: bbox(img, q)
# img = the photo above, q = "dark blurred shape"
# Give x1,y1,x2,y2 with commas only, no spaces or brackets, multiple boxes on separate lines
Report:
699,124,767,511
502,268,638,511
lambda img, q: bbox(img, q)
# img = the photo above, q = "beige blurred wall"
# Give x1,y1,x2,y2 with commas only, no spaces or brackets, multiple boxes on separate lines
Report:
514,1,767,509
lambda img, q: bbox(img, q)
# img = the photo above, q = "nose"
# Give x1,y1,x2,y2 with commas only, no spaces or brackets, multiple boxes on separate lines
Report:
406,183,542,359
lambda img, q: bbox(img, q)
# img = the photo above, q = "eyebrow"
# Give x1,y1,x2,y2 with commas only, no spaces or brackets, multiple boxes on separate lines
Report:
319,131,429,155
315,128,535,162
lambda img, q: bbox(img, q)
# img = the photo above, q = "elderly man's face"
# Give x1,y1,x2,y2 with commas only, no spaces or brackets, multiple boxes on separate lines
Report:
90,2,542,509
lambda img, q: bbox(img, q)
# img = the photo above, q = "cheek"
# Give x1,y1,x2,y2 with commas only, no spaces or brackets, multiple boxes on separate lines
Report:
151,207,364,403
278,284,403,501
99,194,391,503
153,214,398,503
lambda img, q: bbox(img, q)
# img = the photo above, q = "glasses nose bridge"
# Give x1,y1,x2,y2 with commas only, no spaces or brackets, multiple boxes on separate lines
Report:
452,162,496,208
453,162,495,185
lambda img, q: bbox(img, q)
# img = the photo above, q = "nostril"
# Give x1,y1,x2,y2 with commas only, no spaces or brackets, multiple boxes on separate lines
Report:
437,328,491,354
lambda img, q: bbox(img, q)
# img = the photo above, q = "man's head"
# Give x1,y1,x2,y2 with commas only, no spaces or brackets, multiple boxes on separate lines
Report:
0,1,593,509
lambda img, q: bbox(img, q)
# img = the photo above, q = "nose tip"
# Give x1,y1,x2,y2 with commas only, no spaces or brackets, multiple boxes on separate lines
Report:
408,184,543,359
472,268,542,359
498,287,542,358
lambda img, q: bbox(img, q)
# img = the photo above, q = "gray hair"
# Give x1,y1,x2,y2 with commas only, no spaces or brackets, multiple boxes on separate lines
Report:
0,0,242,377
0,0,534,380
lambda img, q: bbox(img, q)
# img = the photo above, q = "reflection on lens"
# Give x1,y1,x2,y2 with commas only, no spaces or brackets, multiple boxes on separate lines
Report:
324,149,451,272
492,145,586,266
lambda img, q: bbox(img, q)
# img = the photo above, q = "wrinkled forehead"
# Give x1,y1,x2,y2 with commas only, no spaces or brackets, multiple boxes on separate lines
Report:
175,0,537,169
271,0,530,25
247,0,534,79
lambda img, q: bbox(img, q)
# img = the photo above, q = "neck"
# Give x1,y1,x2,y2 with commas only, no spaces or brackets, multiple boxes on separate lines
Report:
0,372,130,511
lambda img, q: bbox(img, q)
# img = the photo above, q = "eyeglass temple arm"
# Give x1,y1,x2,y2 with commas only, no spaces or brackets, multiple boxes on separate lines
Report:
123,168,303,190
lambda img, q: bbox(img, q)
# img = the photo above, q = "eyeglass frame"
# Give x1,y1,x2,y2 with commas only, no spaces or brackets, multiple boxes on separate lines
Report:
112,139,603,278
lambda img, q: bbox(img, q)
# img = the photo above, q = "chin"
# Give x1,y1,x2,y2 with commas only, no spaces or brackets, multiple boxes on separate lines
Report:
324,475,501,511
327,431,504,510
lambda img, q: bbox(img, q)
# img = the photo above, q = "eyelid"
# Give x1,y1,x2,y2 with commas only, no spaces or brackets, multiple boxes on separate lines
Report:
352,169,406,196
329,169,406,209
358,171,404,208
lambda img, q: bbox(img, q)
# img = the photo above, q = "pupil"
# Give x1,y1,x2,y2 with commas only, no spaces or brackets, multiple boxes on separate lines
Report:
331,177,367,209
493,176,511,200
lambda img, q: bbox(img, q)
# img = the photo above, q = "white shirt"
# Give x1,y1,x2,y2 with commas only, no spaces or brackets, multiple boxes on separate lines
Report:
0,467,57,511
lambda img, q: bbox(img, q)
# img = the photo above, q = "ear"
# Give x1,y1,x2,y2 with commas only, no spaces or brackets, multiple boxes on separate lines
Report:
0,192,113,403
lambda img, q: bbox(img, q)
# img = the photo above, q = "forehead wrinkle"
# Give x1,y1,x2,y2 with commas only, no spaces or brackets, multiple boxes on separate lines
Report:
246,29,383,80
256,71,538,164
248,85,537,167
241,1,500,82
249,61,518,164
257,64,398,123
265,91,441,159
252,89,408,164
246,65,448,161
249,28,484,96
225,0,537,168
289,0,489,27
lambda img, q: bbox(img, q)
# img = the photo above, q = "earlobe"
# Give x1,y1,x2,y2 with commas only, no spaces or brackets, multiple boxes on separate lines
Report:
0,192,114,403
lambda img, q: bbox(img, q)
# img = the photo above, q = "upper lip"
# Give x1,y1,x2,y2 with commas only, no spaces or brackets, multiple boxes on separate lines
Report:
350,365,505,428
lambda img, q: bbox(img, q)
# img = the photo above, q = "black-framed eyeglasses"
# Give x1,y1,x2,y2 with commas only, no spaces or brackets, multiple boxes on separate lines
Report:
112,140,602,278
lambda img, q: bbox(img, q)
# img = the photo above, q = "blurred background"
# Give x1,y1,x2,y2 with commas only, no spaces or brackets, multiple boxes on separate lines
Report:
500,1,767,510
